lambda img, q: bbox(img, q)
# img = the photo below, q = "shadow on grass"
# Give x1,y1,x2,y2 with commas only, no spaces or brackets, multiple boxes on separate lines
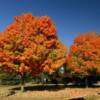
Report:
10,82,100,92
11,84,66,92
63,82,100,88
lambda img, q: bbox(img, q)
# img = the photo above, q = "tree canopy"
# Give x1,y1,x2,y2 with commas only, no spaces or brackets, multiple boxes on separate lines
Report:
66,32,100,77
0,13,67,76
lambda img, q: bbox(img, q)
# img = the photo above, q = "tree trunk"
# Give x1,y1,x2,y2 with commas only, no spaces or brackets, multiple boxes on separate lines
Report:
85,77,88,88
20,75,25,92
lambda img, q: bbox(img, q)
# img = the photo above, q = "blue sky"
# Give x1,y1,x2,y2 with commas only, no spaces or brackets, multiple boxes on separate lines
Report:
0,0,100,46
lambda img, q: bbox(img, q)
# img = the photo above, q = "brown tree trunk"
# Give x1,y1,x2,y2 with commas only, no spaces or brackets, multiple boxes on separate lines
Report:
85,77,88,88
20,75,25,92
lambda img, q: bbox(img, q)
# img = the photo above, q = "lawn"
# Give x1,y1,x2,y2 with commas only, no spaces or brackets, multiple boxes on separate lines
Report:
0,84,100,100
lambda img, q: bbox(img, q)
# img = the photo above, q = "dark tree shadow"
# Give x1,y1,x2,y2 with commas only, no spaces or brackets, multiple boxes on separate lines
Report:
64,83,100,88
11,84,66,92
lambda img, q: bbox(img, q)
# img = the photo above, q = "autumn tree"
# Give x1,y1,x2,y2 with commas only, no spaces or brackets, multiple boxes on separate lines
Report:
0,13,67,91
66,32,100,86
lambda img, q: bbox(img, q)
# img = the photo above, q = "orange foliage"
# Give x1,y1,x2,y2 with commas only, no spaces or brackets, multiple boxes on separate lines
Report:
66,32,100,76
0,13,67,76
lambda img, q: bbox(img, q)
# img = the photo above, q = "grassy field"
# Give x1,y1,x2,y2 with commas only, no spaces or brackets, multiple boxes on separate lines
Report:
0,84,100,100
